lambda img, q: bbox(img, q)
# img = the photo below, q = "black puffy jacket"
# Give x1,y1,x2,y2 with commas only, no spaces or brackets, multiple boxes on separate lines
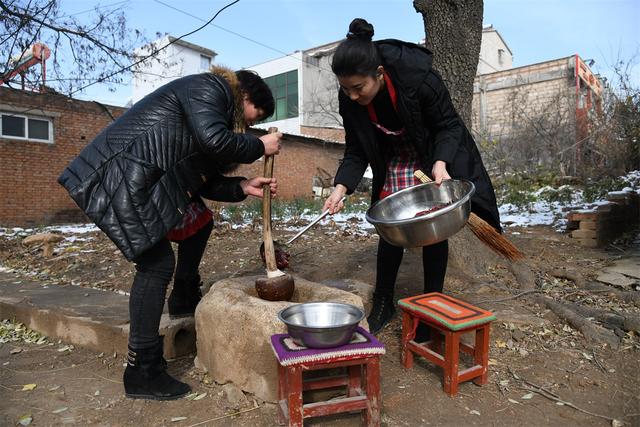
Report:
58,71,265,260
334,39,501,231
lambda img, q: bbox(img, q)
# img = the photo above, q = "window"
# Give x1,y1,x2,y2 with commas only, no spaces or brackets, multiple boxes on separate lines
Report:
1,112,53,143
200,55,211,71
261,70,298,122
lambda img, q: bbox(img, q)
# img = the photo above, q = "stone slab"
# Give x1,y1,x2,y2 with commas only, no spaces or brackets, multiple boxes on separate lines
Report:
596,271,637,288
571,229,597,239
0,270,194,359
603,258,640,280
194,275,367,403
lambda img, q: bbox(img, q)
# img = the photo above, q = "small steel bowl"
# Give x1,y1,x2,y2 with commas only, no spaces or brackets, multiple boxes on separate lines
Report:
366,179,475,247
277,302,365,348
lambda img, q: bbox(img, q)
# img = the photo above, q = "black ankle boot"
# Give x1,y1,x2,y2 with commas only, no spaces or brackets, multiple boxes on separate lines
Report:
367,293,396,334
123,338,191,400
168,275,202,318
414,323,431,343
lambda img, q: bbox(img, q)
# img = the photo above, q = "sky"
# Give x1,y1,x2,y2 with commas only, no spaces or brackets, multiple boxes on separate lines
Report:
58,0,640,106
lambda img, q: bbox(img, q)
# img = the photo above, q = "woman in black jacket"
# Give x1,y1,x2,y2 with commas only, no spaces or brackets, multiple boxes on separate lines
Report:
323,19,501,336
59,67,282,400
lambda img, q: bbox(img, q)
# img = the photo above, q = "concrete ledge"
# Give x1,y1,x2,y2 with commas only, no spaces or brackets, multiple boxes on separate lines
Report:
0,270,194,358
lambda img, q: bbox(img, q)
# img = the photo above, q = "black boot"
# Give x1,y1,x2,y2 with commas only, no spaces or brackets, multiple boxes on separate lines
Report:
367,293,396,334
414,322,431,343
123,338,191,400
168,275,202,318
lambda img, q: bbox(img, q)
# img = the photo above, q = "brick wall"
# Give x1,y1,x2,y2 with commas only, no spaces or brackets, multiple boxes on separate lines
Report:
472,57,575,139
299,125,345,144
0,87,126,227
566,191,640,247
236,130,345,199
0,88,346,227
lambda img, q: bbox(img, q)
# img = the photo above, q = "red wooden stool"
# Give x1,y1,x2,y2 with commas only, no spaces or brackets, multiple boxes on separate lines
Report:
270,327,385,427
398,292,495,397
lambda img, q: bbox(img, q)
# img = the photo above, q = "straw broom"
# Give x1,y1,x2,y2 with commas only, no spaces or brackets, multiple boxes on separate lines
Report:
414,170,524,261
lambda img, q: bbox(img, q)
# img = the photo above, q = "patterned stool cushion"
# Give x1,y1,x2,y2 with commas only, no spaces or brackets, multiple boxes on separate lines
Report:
270,326,385,366
398,292,495,331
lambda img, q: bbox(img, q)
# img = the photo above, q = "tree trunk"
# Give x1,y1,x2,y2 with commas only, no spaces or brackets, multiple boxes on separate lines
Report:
413,0,483,126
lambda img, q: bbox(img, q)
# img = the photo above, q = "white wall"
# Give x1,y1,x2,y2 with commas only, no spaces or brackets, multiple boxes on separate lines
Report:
249,53,303,134
301,43,342,129
132,36,214,103
477,29,513,75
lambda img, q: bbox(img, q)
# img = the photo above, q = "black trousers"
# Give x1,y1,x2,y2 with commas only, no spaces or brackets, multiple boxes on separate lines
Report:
128,220,213,349
375,237,448,298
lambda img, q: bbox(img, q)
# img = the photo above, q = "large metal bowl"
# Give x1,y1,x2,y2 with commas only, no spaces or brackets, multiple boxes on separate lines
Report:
277,302,365,348
366,179,475,247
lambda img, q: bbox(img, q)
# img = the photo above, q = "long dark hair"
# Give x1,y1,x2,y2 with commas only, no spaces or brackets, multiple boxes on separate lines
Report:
331,18,380,77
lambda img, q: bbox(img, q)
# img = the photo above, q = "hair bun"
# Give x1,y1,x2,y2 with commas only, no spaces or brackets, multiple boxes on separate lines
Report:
346,18,374,41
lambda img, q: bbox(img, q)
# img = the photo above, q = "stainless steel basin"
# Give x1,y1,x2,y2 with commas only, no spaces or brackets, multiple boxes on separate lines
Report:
277,302,365,348
365,180,475,247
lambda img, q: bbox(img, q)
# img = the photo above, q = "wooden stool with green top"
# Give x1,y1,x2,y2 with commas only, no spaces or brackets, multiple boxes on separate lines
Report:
398,292,496,397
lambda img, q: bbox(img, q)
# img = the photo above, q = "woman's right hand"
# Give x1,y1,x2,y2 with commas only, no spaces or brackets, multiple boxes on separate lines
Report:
323,184,348,214
260,132,282,156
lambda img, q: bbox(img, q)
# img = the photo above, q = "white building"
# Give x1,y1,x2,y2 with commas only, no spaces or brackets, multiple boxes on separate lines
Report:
477,25,512,75
248,27,513,140
246,42,343,138
245,52,304,135
131,35,217,104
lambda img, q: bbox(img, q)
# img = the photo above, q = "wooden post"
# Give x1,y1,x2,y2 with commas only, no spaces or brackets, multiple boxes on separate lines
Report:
261,127,279,274
364,357,381,427
401,311,415,369
443,330,460,397
473,324,490,385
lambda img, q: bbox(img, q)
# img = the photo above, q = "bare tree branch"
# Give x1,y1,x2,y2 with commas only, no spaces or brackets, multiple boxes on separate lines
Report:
0,0,146,93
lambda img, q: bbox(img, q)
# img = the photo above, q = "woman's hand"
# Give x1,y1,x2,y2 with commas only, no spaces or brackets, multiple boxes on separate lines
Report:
260,132,282,156
240,177,277,198
323,184,347,214
431,160,451,185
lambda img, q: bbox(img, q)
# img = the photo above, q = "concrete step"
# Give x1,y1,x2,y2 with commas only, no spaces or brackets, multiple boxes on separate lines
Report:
0,270,195,359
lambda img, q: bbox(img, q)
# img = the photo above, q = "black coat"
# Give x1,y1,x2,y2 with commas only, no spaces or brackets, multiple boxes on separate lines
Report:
58,72,265,261
334,39,501,231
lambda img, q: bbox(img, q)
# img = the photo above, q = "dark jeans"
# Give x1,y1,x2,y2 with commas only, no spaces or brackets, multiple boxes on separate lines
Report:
128,220,213,349
375,237,448,298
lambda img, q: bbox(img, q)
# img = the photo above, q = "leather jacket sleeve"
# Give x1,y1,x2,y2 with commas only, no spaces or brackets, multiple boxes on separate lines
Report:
199,175,247,203
181,74,265,164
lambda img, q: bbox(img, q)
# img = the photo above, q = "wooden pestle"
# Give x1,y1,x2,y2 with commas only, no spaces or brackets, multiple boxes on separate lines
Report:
255,127,295,301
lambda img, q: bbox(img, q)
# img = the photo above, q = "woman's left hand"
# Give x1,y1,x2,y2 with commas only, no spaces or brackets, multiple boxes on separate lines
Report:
431,160,451,185
241,177,277,198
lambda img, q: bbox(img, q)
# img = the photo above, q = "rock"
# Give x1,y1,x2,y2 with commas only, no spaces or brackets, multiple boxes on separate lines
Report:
221,383,248,408
195,275,367,402
474,285,494,295
512,329,526,342
22,233,64,246
320,279,374,313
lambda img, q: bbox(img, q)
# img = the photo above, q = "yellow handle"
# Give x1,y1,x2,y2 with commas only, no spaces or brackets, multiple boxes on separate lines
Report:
414,169,432,183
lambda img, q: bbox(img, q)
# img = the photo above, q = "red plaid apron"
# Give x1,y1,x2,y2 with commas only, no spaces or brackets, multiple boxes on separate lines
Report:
367,73,421,200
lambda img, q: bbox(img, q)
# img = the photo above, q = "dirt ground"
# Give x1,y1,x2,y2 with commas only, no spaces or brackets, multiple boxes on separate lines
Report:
0,219,639,426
